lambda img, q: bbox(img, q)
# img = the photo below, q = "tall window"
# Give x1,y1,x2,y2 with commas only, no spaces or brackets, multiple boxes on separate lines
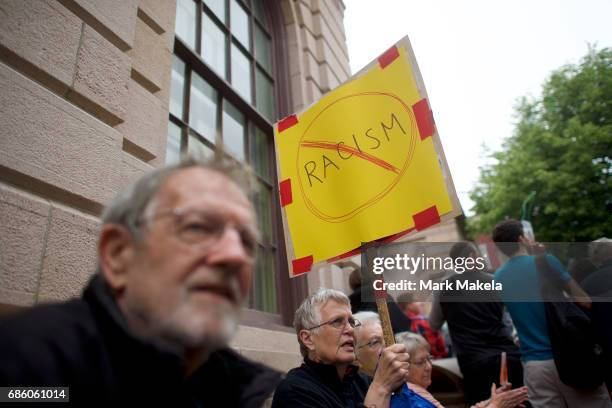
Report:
169,0,278,313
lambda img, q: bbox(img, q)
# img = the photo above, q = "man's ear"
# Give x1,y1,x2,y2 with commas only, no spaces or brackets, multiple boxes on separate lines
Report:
299,329,316,353
98,224,136,292
518,234,532,247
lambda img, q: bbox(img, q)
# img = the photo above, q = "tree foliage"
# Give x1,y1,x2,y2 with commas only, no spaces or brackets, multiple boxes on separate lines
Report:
468,47,612,242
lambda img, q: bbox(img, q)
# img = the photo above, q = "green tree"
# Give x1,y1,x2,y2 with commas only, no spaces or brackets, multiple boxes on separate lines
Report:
468,47,612,242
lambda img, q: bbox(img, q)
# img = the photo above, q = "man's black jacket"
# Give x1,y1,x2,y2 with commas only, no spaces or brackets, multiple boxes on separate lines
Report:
437,271,521,370
0,275,281,407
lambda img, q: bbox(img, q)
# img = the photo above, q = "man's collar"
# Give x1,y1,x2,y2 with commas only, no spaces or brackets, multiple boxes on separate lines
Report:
304,357,359,385
81,275,282,404
83,275,131,334
82,275,185,370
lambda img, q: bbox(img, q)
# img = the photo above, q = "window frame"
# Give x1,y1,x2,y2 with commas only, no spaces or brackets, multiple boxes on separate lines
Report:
171,0,308,328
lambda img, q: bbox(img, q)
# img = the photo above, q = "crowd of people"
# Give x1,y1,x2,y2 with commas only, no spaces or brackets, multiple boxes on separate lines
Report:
0,159,610,407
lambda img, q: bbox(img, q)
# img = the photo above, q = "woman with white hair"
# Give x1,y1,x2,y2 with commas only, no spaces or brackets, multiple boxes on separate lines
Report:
272,288,412,408
395,332,528,408
353,311,384,376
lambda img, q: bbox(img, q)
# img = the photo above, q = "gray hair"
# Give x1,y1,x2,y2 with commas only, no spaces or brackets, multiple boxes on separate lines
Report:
294,288,350,358
101,156,252,243
395,331,430,355
353,311,381,328
589,238,612,267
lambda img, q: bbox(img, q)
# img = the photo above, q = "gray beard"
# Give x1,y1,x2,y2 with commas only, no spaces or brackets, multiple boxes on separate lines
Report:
124,296,242,358
154,303,240,353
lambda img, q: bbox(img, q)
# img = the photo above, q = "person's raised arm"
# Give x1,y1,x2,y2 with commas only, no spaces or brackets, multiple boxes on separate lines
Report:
565,278,592,309
364,343,410,408
546,253,592,309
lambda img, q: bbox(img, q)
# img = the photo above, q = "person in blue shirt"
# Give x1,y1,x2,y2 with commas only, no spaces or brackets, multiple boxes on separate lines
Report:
492,219,611,408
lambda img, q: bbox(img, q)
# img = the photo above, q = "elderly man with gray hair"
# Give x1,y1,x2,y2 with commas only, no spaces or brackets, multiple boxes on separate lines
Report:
0,159,281,406
272,288,411,408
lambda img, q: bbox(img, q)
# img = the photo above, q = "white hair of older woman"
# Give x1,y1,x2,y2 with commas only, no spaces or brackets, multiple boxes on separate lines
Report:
353,311,381,328
395,331,430,355
293,288,350,358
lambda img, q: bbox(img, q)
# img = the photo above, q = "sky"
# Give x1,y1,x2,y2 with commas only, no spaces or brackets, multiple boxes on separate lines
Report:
344,0,612,215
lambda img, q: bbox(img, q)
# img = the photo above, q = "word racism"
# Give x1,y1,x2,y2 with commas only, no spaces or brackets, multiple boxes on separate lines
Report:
303,112,406,187
373,279,502,292
373,254,486,275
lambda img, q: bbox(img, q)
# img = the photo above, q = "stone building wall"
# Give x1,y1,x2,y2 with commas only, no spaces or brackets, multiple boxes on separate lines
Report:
0,0,175,306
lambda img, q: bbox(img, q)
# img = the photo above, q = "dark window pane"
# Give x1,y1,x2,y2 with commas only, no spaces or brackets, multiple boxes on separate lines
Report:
254,180,273,243
201,12,227,79
170,56,186,118
254,247,277,313
255,68,274,120
231,44,252,102
203,0,226,24
166,121,182,165
254,24,272,73
222,100,245,160
251,0,269,30
230,0,250,51
250,125,270,180
189,73,218,143
175,0,196,50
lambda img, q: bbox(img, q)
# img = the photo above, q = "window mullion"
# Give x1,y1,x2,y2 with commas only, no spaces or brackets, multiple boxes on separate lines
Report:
215,93,223,159
226,0,232,84
195,0,203,54
249,5,256,107
245,120,252,166
183,68,192,128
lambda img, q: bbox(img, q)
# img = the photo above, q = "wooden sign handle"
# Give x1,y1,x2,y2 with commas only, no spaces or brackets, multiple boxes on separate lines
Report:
359,243,396,347
376,298,395,347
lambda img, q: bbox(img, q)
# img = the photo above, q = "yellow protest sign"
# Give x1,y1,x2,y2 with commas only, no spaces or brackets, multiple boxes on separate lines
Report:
275,36,461,276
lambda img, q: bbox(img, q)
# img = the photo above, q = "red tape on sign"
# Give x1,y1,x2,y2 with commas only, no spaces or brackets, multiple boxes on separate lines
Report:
292,255,313,276
326,228,417,263
277,114,298,133
279,179,292,207
379,228,415,243
378,46,400,69
327,247,361,263
412,98,435,140
413,205,440,231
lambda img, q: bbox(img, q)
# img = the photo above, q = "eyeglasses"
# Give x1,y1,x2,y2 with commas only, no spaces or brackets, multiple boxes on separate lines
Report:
137,207,258,257
411,355,433,367
305,316,362,331
358,337,383,350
